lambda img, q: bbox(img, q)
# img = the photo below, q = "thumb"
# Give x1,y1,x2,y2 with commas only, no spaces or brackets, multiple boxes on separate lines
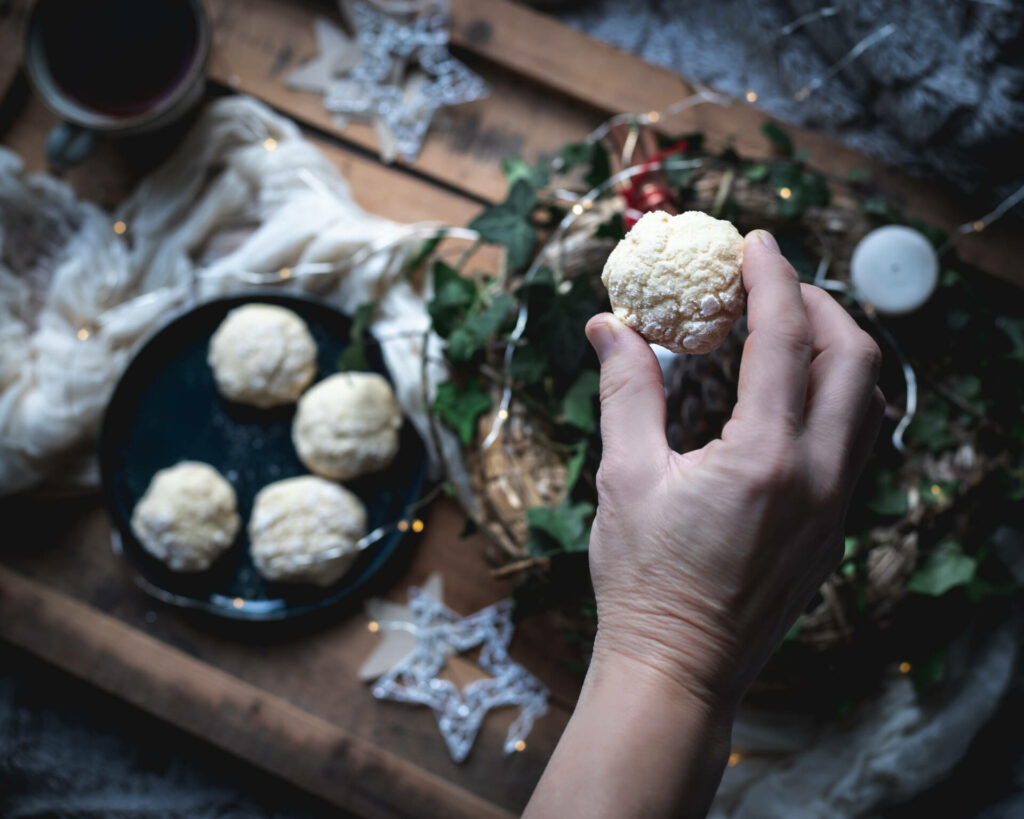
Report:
585,313,669,474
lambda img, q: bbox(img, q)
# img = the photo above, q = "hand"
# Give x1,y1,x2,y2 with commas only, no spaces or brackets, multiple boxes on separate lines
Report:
585,229,884,709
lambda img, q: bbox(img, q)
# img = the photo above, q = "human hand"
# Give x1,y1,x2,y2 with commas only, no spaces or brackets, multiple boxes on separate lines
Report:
585,229,884,710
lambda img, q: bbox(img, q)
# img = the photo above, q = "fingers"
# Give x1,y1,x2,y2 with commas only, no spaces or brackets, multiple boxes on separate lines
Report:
734,231,813,432
800,284,883,478
586,314,670,477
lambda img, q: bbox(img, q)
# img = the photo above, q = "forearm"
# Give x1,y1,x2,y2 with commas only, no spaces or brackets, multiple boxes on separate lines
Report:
525,648,735,819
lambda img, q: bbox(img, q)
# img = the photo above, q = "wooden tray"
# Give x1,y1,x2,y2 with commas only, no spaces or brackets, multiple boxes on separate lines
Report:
1,1,1022,816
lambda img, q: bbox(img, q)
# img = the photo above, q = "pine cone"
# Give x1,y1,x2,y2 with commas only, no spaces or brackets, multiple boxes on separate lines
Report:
665,317,747,453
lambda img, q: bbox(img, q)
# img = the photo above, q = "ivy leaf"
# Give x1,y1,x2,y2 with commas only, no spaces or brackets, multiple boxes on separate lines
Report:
846,167,871,184
910,648,947,698
760,121,793,156
428,260,476,338
468,181,537,271
561,369,600,432
510,344,547,386
526,498,595,556
907,401,955,452
583,141,611,189
520,270,602,380
783,620,802,642
560,141,592,171
338,300,378,371
908,540,977,596
565,442,587,494
433,378,492,445
996,317,1024,363
595,212,626,241
867,470,908,517
743,163,770,181
403,234,443,278
445,293,515,364
501,157,549,190
862,195,897,220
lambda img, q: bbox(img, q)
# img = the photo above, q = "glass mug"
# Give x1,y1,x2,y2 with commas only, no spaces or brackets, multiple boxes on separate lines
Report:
22,0,211,169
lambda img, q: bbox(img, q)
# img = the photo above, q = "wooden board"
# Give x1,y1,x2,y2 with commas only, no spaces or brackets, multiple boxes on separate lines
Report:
1,0,1023,815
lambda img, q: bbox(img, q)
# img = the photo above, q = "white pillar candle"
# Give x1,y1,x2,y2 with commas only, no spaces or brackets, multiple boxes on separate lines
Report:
850,225,939,315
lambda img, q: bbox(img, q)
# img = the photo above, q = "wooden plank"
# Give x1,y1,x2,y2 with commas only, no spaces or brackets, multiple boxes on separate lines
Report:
447,0,1022,286
0,494,574,813
204,0,599,204
0,565,515,819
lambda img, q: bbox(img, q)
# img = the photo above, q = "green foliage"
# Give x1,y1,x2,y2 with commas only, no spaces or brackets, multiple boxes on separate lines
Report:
526,498,594,556
468,179,538,271
337,300,378,371
510,344,548,386
866,470,908,517
560,370,600,432
906,400,955,452
403,234,443,278
760,121,793,156
862,195,898,220
910,648,947,698
845,167,871,184
595,212,626,241
742,163,770,181
433,378,492,445
564,442,588,494
996,317,1024,363
501,156,550,190
908,540,976,596
428,260,476,338
446,293,515,363
518,268,602,381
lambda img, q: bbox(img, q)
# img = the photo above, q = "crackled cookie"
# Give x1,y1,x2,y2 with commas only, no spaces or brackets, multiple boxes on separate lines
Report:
249,475,367,586
208,304,317,407
601,210,745,354
130,461,240,572
292,372,402,480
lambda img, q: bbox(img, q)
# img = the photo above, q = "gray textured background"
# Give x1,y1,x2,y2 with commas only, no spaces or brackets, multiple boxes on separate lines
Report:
553,0,1024,218
4,1,1024,817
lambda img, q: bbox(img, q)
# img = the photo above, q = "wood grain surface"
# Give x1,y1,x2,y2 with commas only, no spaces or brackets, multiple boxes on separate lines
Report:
1,0,1022,815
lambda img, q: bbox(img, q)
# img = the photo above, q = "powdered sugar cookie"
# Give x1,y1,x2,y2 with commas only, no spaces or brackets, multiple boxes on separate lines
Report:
601,211,745,354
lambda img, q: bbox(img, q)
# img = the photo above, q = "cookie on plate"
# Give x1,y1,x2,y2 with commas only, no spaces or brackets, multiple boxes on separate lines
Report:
292,372,402,480
208,304,317,408
249,475,367,586
130,461,240,571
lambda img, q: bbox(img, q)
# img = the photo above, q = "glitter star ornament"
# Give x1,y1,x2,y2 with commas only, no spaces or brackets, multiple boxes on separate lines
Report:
289,1,489,162
360,574,549,762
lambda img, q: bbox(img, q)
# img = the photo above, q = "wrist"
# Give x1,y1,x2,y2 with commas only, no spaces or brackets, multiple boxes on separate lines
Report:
591,614,747,715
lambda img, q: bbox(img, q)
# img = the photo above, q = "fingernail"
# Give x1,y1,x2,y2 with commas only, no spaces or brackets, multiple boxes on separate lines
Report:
586,318,618,363
753,230,779,253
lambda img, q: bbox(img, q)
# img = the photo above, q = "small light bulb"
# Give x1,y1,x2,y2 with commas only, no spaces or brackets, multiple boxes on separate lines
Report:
279,267,292,279
972,220,985,232
113,220,127,235
931,484,942,497
76,328,91,341
397,520,410,532
899,661,912,674
745,90,758,103
647,111,660,123
779,187,793,200
368,621,380,633
571,203,584,216
233,597,245,609
728,751,743,766
498,408,509,421
264,137,278,151
514,740,526,752
412,519,425,533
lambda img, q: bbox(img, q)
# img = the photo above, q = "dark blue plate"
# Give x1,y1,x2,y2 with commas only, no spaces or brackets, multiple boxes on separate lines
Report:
99,293,427,621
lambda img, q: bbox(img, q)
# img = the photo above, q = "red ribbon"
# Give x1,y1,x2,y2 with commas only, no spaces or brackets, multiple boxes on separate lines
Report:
621,138,689,227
